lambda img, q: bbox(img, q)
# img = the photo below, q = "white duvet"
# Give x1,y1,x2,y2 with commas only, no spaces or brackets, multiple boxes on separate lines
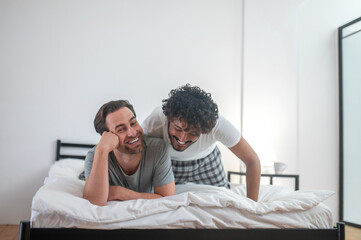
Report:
31,159,334,229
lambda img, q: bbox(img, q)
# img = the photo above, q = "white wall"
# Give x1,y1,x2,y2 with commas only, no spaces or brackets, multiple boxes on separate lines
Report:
298,0,361,222
243,0,361,222
243,0,301,176
0,0,242,224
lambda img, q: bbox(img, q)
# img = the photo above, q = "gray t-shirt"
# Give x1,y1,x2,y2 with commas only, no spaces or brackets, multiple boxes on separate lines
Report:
84,135,174,193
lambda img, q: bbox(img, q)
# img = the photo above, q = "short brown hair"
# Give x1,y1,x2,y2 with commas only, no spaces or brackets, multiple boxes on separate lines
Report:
94,100,136,135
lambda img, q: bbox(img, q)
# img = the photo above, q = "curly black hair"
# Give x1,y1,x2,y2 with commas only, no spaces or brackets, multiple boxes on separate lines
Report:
162,84,219,134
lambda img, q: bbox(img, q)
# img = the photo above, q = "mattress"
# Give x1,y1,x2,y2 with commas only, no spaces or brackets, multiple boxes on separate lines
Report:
30,159,334,229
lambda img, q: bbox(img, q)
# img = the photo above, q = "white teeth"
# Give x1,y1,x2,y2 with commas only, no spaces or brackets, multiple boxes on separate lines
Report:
176,139,186,145
128,138,139,144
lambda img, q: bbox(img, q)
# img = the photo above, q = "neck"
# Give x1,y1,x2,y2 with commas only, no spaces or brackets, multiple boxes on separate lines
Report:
113,150,142,175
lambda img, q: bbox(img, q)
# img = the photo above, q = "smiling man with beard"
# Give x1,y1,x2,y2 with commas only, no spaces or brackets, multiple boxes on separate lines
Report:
83,100,175,206
142,84,261,202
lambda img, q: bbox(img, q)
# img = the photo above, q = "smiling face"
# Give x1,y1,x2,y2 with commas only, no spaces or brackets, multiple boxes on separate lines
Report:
105,107,144,154
168,118,200,152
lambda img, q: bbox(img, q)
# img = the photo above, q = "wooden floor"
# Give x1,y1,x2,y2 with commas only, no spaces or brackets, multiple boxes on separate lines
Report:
347,225,361,240
1,224,360,240
0,225,19,240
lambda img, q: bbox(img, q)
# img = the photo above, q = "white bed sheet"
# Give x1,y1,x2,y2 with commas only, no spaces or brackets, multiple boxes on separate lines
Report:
30,159,334,229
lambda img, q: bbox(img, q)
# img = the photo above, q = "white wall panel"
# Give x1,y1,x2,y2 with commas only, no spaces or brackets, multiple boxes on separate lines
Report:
0,0,242,223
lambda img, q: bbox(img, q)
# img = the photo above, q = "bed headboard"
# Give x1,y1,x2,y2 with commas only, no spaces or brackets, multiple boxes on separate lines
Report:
56,139,95,161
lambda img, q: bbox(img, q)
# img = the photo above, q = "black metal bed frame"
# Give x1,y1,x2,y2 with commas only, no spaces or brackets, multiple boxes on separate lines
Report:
227,171,300,190
55,139,95,161
18,221,345,240
18,140,345,240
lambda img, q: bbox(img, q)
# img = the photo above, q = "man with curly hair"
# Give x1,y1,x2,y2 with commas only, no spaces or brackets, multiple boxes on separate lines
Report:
142,84,261,201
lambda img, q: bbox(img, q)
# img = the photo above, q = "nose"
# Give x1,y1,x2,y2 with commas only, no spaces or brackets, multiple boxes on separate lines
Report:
127,126,137,137
177,131,187,142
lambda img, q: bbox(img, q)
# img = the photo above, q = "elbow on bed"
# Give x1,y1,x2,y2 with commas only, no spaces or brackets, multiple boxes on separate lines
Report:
83,194,107,206
156,181,175,197
91,200,107,206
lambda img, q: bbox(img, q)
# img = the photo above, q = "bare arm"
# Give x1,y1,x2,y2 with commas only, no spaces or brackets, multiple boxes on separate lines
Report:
108,181,175,201
83,132,119,206
229,137,261,202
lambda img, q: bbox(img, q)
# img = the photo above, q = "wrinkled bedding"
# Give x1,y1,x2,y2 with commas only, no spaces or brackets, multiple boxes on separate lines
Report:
31,159,334,229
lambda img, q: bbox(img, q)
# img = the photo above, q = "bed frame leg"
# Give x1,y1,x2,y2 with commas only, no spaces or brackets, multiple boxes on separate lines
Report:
18,221,31,240
337,222,345,240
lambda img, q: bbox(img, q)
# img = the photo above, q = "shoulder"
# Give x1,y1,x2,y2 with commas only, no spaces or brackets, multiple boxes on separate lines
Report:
85,146,97,160
144,135,168,150
211,113,241,147
84,146,97,177
213,114,235,131
216,114,228,125
88,145,97,153
142,106,167,135
143,135,169,162
146,106,165,120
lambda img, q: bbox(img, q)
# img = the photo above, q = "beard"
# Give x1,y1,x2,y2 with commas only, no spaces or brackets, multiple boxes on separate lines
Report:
170,135,191,151
124,141,144,154
118,132,144,154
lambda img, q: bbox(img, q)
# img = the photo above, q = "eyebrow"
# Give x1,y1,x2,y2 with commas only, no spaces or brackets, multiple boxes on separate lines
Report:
173,123,199,133
114,116,136,130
